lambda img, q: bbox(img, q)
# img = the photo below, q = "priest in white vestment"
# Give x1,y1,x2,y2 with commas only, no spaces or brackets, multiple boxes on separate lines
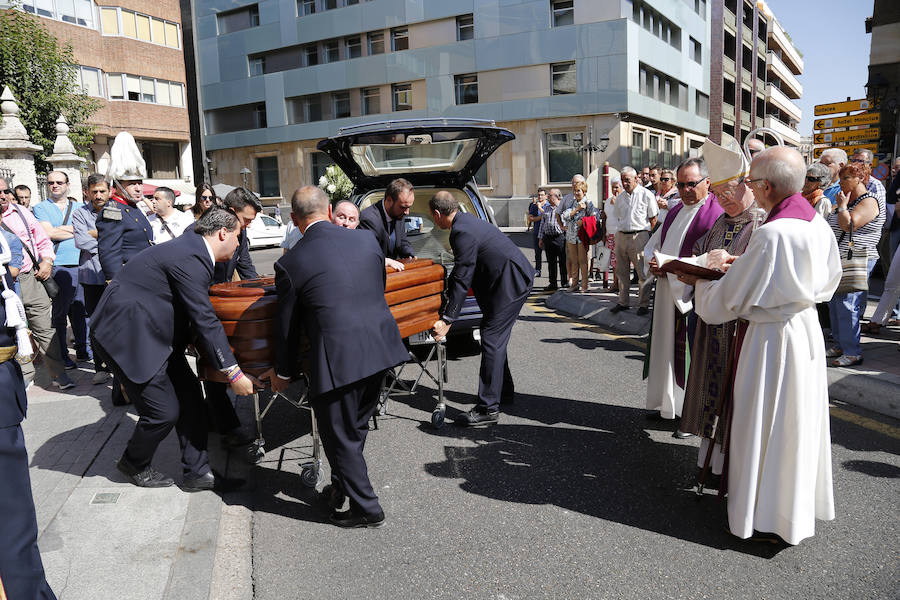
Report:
682,147,840,545
643,159,722,422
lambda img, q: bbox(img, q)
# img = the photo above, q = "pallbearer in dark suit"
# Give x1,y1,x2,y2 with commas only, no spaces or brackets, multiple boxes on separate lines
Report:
265,186,409,528
91,208,257,491
358,177,416,261
430,191,534,426
0,278,57,598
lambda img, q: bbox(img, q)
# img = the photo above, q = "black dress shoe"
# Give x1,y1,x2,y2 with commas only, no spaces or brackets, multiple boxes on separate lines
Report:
455,408,499,427
544,284,558,291
673,429,693,439
610,304,629,314
181,471,245,493
117,457,174,488
636,306,650,316
221,430,255,448
321,483,346,511
329,509,386,529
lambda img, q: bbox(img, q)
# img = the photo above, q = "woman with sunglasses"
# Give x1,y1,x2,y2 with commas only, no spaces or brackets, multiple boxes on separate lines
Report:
654,168,680,225
801,162,833,218
192,183,217,219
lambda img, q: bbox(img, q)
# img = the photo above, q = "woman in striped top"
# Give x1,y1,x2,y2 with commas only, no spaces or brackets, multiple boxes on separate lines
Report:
825,162,886,366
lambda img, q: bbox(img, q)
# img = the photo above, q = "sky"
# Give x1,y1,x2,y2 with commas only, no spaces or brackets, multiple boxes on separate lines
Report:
764,0,875,137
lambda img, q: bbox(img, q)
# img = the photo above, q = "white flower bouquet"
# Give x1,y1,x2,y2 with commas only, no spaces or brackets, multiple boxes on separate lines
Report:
318,164,353,203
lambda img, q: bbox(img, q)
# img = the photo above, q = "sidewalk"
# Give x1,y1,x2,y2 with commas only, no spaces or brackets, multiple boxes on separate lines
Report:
544,277,900,421
23,363,254,600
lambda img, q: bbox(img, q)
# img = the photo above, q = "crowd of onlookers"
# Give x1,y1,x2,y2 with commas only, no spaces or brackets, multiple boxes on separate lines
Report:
526,149,900,366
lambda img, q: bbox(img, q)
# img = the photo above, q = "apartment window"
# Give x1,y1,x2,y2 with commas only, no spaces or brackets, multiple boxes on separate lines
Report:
298,0,315,15
206,103,265,133
362,87,380,115
694,0,706,18
345,36,362,58
76,66,103,98
322,0,338,8
332,91,351,118
453,74,478,105
368,31,384,55
391,28,408,51
631,130,644,167
253,103,267,128
21,0,94,27
551,61,576,95
547,132,583,183
311,152,334,183
140,77,155,102
323,40,340,62
256,156,279,197
696,91,709,118
639,63,687,110
249,56,264,77
690,37,701,63
102,7,181,48
663,137,675,168
304,44,319,66
632,2,680,50
292,95,323,123
457,14,474,41
551,0,574,27
107,73,185,106
218,4,258,34
648,134,660,166
392,83,412,111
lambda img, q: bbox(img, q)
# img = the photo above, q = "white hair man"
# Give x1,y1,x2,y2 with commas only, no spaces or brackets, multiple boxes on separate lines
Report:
818,148,847,205
610,167,657,313
680,146,840,545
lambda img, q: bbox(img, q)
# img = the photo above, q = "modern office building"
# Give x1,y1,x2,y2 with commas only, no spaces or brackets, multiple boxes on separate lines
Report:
866,0,900,158
196,0,712,202
708,0,803,147
15,0,193,184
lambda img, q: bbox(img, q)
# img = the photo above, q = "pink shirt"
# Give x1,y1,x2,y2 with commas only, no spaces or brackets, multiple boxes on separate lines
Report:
2,202,55,273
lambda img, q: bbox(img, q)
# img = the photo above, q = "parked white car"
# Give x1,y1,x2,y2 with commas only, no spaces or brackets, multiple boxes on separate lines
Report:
246,214,287,248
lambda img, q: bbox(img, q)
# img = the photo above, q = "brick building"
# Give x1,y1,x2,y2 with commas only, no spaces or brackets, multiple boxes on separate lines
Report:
15,0,193,186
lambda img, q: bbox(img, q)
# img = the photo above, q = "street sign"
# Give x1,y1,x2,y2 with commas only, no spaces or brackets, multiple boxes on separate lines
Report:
872,163,888,181
814,98,877,116
814,113,880,130
813,128,880,144
813,143,878,159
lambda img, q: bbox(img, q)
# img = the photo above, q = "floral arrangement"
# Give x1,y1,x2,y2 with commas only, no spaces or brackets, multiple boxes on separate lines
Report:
318,164,354,203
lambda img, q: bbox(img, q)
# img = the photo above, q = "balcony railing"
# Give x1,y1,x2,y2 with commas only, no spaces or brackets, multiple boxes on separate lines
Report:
766,51,802,98
724,55,736,76
769,20,803,74
724,8,736,31
764,114,802,145
723,102,736,123
741,110,751,128
765,82,802,122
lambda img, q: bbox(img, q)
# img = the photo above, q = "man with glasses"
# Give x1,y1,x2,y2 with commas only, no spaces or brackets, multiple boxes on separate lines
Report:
0,177,70,389
33,171,90,368
611,167,657,314
818,148,847,205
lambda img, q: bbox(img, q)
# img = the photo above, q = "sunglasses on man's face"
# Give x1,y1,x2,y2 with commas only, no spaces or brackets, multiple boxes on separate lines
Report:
805,176,820,183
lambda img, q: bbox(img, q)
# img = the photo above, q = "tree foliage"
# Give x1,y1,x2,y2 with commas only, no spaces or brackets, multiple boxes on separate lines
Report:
0,8,101,166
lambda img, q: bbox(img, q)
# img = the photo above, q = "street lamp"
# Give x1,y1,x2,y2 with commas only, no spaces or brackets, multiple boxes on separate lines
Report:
580,125,610,174
240,166,251,189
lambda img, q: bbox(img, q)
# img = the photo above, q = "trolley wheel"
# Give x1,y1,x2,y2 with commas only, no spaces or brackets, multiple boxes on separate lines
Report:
378,401,388,416
251,445,266,463
300,466,320,488
431,408,445,429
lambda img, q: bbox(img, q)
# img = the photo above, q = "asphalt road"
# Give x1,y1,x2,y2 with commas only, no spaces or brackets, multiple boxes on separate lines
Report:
244,235,900,600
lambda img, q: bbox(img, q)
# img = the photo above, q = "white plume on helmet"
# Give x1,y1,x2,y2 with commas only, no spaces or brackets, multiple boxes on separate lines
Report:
106,131,146,182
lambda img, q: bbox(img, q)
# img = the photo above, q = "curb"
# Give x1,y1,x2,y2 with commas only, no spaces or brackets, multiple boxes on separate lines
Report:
545,289,650,336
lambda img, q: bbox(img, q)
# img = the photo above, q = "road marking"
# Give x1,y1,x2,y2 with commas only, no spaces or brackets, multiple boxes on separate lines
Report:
526,297,900,439
830,406,900,440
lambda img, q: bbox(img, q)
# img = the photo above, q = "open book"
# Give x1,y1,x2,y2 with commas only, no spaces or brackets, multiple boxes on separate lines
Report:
654,251,726,280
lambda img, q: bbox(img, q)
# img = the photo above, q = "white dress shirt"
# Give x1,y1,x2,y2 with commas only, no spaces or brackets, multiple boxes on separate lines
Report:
614,185,658,232
150,209,194,244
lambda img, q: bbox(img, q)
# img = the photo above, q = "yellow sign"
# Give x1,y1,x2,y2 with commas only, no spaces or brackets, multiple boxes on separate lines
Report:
813,143,878,159
814,98,877,116
813,128,880,144
814,113,880,130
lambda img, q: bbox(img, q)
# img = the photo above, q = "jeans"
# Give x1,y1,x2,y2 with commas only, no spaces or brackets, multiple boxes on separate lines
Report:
828,257,877,357
532,233,542,272
51,266,89,359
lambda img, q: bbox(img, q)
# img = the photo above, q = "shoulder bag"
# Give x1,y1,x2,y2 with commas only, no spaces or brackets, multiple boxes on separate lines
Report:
834,197,869,295
2,206,59,298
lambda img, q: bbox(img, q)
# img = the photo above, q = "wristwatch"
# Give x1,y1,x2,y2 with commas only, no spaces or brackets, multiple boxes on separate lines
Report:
836,206,849,213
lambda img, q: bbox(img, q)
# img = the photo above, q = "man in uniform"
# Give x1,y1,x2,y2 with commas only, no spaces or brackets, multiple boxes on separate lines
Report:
91,207,256,490
429,191,534,426
266,186,408,528
358,177,415,269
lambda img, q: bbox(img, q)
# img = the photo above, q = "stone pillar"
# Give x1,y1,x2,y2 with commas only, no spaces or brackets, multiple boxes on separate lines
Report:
0,86,42,199
45,114,86,202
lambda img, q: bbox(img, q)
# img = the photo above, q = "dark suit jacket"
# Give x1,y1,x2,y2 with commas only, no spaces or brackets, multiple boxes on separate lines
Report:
358,200,414,259
185,222,258,283
96,195,154,280
274,221,409,399
91,231,236,384
0,302,27,428
443,212,534,321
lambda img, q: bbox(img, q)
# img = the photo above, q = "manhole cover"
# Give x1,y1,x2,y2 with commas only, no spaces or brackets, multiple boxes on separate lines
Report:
90,492,121,505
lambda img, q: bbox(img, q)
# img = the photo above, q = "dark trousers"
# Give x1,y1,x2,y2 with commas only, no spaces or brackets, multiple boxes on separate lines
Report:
532,233,542,272
312,372,384,515
478,288,530,412
51,266,88,358
0,424,57,599
542,233,566,286
94,341,209,477
203,381,241,433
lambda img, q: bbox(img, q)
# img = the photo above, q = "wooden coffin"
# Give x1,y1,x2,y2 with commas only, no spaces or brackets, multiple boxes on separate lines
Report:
198,258,444,382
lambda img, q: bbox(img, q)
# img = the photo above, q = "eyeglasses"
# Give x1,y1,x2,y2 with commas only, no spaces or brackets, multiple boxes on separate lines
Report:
805,176,820,183
676,179,706,190
48,180,66,186
659,177,672,182
849,158,866,163
200,194,214,200
0,189,13,195
744,177,767,186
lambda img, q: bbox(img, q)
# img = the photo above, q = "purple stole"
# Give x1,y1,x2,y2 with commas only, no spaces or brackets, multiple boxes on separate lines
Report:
657,194,724,388
763,192,817,224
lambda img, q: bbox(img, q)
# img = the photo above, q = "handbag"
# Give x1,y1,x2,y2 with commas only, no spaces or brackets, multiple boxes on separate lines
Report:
0,213,59,299
835,215,868,295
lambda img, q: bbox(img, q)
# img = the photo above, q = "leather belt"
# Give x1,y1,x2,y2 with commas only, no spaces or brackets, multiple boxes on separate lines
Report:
0,345,18,363
619,230,647,234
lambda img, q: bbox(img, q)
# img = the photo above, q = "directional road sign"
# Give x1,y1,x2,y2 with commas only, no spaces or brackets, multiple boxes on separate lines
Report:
814,98,877,116
813,143,878,159
814,113,880,130
813,128,880,144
